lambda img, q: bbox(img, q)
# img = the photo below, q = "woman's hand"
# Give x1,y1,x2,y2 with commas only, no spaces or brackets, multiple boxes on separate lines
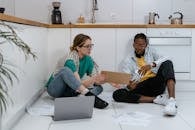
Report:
94,73,106,84
82,76,96,87
82,73,105,87
110,83,121,89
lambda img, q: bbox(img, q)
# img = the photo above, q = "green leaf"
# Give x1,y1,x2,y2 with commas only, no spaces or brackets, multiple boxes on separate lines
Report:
0,21,37,114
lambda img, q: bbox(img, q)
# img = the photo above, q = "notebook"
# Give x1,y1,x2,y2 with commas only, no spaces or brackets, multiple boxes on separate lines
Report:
54,96,95,121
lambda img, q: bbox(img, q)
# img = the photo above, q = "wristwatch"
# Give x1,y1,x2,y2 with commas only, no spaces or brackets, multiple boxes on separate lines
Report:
151,62,156,68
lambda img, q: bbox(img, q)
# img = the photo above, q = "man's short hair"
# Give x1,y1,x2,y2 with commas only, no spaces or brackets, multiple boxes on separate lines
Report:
134,33,148,44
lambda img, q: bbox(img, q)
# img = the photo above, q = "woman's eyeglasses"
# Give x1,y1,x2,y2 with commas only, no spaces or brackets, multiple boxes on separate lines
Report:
82,44,94,49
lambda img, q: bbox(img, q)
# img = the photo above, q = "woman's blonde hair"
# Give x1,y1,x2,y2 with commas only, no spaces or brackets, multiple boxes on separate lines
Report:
70,34,91,51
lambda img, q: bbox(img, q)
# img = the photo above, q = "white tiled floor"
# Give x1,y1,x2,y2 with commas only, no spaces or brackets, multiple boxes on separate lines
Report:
12,90,195,130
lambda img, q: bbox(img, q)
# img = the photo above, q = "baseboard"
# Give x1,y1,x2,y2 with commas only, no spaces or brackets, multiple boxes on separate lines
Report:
2,88,45,130
25,88,46,111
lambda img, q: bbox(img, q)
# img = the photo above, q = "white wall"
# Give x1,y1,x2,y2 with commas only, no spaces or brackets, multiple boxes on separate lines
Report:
14,0,50,24
1,0,195,24
0,23,48,129
47,28,70,75
0,0,15,15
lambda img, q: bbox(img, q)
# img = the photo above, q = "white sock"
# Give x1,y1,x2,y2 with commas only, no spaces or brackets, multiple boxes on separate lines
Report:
80,88,89,95
169,97,176,101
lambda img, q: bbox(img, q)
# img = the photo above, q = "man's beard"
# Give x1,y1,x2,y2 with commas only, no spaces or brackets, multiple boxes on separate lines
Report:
135,50,145,58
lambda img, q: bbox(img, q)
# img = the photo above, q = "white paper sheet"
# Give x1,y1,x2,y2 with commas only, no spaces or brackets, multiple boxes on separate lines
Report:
27,92,54,116
113,111,153,127
27,105,54,116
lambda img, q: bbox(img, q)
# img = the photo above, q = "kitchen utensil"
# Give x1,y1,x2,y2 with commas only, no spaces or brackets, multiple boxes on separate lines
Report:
51,2,62,24
169,12,183,24
0,7,5,13
148,12,159,24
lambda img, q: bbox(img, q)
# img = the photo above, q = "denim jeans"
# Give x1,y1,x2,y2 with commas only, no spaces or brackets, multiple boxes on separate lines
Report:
89,84,103,96
47,67,103,98
47,67,81,98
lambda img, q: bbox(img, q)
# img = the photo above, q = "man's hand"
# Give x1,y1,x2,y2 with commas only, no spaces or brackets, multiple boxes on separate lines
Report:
138,64,151,76
127,80,138,90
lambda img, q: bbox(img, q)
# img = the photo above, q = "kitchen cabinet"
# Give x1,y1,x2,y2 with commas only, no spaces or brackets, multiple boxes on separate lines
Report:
71,28,195,80
47,27,195,81
191,29,195,80
147,28,192,80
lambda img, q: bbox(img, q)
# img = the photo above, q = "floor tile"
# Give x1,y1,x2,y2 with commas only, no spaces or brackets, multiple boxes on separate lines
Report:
49,105,121,130
12,90,195,130
113,102,193,130
12,113,52,130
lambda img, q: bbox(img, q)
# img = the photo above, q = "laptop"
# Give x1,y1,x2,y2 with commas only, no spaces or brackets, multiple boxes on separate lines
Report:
54,96,95,121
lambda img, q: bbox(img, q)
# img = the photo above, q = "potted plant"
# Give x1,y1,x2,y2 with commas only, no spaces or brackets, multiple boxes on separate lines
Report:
0,21,36,114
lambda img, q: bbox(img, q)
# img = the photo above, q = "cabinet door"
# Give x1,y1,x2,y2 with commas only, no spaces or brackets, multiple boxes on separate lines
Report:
71,28,116,71
191,29,195,80
147,28,192,80
149,38,191,73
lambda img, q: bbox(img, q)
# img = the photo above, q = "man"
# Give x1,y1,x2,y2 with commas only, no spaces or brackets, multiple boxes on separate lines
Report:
113,33,177,116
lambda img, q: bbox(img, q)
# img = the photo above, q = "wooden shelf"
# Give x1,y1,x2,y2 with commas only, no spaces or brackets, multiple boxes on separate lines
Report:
0,13,49,27
1,14,195,28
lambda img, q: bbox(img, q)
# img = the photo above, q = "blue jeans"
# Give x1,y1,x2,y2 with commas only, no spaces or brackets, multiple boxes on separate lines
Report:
47,67,103,98
47,67,81,97
89,84,103,96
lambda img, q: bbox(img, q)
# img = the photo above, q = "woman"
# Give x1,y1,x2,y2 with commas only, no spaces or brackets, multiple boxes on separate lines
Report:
46,33,108,109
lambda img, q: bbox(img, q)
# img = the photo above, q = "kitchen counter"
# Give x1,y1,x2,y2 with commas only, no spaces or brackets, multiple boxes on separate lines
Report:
48,23,195,28
0,13,48,27
1,13,195,28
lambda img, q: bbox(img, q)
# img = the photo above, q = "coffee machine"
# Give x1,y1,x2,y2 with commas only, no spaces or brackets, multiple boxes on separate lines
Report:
51,2,62,24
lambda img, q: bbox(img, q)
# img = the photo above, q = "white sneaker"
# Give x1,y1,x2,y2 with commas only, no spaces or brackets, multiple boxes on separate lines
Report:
164,97,177,116
153,94,168,106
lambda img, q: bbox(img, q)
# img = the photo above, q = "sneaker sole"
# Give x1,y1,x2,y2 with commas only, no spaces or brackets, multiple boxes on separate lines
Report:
163,110,177,116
